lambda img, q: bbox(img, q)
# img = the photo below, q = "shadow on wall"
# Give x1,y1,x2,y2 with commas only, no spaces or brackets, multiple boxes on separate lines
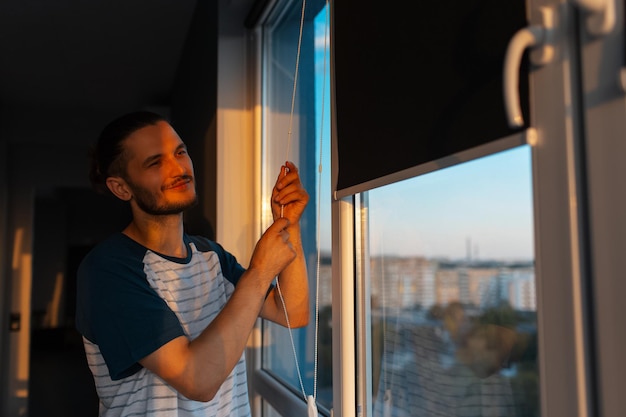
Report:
28,188,134,417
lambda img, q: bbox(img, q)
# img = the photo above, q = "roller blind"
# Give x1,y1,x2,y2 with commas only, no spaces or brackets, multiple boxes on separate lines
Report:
332,0,529,197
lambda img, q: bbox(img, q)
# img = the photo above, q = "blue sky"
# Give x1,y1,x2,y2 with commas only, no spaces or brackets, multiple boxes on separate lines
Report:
367,147,534,260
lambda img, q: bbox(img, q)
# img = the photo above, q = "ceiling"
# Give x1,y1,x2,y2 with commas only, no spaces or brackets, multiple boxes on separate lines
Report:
0,0,198,114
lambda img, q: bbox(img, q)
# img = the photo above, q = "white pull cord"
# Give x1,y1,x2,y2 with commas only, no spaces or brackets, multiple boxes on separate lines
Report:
281,0,305,220
383,389,393,417
276,278,308,399
274,1,329,416
308,395,319,417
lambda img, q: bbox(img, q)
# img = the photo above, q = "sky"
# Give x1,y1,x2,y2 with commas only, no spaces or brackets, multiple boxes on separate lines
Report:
312,7,534,262
366,147,534,260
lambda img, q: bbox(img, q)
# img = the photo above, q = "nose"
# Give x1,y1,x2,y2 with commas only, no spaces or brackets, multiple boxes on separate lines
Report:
167,155,189,176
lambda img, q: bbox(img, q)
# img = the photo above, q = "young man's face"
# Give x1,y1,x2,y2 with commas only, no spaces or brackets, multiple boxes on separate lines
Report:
120,121,197,215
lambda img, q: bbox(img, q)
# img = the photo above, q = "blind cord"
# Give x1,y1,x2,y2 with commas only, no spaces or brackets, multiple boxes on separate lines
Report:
275,1,330,415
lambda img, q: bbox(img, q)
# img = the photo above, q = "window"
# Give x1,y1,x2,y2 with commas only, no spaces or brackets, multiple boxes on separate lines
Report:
258,0,333,414
250,0,614,416
362,146,539,417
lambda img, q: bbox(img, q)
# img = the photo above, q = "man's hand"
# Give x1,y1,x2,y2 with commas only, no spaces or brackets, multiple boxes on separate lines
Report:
271,161,309,224
248,218,296,284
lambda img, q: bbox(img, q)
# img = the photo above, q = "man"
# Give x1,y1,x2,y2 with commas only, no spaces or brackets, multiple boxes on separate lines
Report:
76,111,310,416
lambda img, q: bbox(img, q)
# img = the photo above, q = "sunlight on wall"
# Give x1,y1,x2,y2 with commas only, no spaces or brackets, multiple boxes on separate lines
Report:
216,107,254,264
11,228,23,270
16,253,32,388
44,272,65,327
9,227,32,414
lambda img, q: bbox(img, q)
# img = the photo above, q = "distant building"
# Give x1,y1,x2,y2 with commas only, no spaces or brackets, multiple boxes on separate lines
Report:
436,269,460,306
367,256,535,313
370,256,435,310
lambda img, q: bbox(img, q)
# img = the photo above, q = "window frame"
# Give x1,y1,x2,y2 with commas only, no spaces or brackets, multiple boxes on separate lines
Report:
576,1,626,417
248,0,332,415
330,0,597,416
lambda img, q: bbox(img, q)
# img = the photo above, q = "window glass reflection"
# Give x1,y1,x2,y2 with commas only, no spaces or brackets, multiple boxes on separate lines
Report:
368,147,539,417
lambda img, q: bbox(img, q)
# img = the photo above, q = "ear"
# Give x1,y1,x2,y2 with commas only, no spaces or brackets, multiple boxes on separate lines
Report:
106,177,133,201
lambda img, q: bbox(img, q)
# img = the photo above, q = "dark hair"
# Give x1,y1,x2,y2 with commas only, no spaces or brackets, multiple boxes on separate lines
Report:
89,110,167,194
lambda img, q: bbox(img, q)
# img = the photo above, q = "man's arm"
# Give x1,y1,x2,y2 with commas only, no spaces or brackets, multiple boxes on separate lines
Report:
260,161,310,328
139,217,298,402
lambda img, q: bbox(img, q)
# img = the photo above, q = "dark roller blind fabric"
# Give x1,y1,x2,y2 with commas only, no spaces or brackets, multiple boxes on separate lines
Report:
332,0,529,194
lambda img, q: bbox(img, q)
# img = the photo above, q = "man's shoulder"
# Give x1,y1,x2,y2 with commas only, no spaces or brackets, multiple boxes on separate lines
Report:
80,233,147,270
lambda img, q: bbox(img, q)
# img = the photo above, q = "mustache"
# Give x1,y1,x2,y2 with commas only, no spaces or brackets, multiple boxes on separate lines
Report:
164,175,194,189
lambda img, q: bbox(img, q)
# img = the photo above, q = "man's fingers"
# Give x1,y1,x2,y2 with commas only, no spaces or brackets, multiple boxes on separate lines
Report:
270,217,290,232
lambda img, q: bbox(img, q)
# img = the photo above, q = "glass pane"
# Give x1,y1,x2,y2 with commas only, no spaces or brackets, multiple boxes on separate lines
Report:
261,0,333,412
367,146,538,417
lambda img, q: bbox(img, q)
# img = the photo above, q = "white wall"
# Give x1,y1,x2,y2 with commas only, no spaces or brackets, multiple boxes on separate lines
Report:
216,0,257,265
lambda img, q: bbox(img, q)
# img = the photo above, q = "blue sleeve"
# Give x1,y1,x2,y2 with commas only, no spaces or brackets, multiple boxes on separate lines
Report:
75,235,185,380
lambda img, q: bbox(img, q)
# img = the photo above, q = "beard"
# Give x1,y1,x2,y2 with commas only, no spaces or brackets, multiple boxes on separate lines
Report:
127,178,198,215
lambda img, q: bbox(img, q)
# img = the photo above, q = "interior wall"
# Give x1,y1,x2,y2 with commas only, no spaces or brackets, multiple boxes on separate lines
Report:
31,196,67,329
171,0,219,241
215,0,257,264
1,110,97,416
27,188,131,417
0,117,9,416
168,0,257,262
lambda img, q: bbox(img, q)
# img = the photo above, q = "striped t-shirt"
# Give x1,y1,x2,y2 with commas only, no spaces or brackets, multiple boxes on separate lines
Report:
75,233,249,417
